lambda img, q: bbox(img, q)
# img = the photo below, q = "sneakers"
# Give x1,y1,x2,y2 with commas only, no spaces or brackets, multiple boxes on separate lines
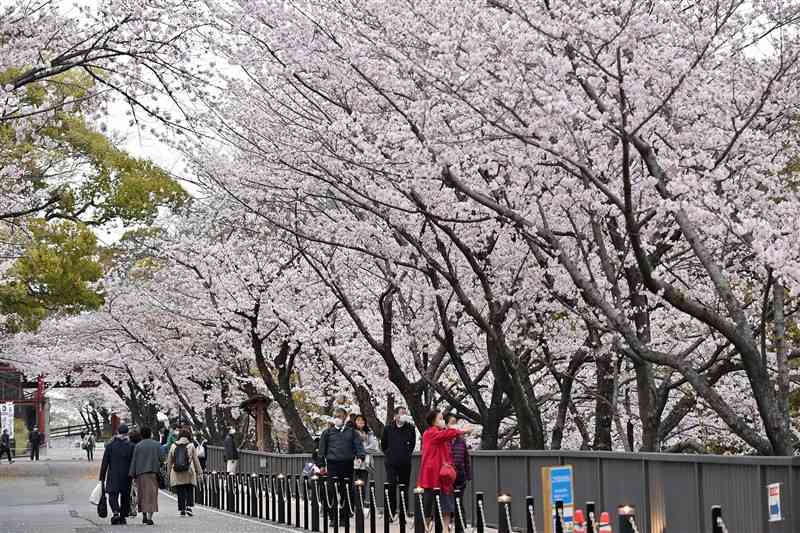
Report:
186,507,194,517
180,510,186,516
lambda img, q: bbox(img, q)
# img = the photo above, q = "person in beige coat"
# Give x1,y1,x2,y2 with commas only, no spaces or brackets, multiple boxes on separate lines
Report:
166,427,203,517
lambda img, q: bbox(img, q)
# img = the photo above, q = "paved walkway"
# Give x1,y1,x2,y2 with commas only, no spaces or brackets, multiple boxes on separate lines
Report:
0,451,291,532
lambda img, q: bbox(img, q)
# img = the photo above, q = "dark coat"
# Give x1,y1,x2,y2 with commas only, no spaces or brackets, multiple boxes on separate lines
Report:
450,435,471,487
223,434,239,461
100,436,135,493
381,422,416,466
1,432,10,449
28,430,42,447
319,425,366,463
129,438,162,478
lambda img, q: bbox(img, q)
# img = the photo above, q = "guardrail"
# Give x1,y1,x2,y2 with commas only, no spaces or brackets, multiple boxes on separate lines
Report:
204,447,799,532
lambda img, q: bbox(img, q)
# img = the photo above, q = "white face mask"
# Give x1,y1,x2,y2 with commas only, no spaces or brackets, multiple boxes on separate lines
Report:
333,418,344,428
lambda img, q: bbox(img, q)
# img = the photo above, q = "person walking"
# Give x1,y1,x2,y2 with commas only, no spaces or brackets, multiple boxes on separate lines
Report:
83,432,96,461
353,414,379,510
381,406,416,516
445,415,472,495
223,428,239,474
1,429,13,464
319,408,366,522
167,427,203,517
418,410,471,532
28,426,42,461
99,424,135,525
129,426,161,525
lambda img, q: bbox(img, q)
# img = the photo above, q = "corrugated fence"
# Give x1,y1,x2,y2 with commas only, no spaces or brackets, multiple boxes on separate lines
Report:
207,447,799,532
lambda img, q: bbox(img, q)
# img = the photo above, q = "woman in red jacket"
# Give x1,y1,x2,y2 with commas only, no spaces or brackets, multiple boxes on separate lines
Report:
418,410,472,531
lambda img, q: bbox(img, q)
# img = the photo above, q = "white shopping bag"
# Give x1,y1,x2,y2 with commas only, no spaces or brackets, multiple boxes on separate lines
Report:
89,482,103,505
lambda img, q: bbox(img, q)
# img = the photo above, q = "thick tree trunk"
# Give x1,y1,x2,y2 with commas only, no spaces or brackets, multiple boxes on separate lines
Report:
593,352,614,450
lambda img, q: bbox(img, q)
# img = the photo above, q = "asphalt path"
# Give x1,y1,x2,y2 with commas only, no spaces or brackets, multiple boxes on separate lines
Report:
0,451,287,532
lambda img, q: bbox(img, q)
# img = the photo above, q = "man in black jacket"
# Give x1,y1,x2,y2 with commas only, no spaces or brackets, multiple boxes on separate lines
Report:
380,406,416,516
1,429,12,463
100,424,135,525
319,408,366,521
28,427,43,461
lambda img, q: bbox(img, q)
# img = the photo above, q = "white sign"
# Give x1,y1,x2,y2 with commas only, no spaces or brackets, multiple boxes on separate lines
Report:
767,483,782,522
0,402,14,439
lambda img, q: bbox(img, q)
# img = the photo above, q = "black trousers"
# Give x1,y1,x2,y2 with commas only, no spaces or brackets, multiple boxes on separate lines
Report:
1,447,12,463
29,445,40,461
385,462,412,515
326,460,354,521
108,485,132,518
176,484,194,511
86,447,94,461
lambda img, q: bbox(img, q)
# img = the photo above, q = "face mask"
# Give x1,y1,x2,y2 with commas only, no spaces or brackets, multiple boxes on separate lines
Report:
334,418,344,428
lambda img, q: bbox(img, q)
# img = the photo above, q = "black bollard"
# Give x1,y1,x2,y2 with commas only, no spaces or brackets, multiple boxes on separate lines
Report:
234,473,240,514
334,478,342,533
343,479,352,533
243,474,250,516
617,505,637,533
272,475,279,522
311,476,321,532
475,492,486,533
525,496,537,533
228,474,235,512
586,501,596,533
283,474,292,526
413,487,425,533
711,505,725,533
275,474,286,524
384,482,394,533
296,475,302,528
252,474,259,517
497,494,512,533
322,477,330,533
304,476,311,530
368,481,377,533
399,484,408,533
258,474,265,519
354,480,365,533
554,500,564,533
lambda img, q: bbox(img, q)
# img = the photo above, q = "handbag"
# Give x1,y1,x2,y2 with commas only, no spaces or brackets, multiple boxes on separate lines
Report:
97,484,108,518
439,463,457,486
157,471,166,490
89,481,103,505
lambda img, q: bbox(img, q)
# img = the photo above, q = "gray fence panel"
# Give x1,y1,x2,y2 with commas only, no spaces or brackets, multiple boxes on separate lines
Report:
648,459,698,533
204,447,799,532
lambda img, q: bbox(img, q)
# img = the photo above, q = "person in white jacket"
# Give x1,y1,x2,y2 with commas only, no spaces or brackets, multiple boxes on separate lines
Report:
352,415,379,509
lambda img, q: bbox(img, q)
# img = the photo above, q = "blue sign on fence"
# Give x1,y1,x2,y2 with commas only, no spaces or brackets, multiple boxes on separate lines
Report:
541,465,575,533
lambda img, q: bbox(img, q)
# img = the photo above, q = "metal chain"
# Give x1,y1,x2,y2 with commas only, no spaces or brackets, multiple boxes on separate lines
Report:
355,484,365,517
716,517,729,533
400,490,409,520
527,503,538,533
315,480,323,510
455,495,467,532
503,503,513,533
345,483,354,516
323,480,334,509
435,493,445,533
628,516,640,533
384,488,397,523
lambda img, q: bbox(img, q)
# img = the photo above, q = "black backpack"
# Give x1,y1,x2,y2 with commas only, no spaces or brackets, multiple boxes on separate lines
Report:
173,443,190,472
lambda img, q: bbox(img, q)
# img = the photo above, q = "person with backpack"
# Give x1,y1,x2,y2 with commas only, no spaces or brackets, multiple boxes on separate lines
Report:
167,427,203,517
